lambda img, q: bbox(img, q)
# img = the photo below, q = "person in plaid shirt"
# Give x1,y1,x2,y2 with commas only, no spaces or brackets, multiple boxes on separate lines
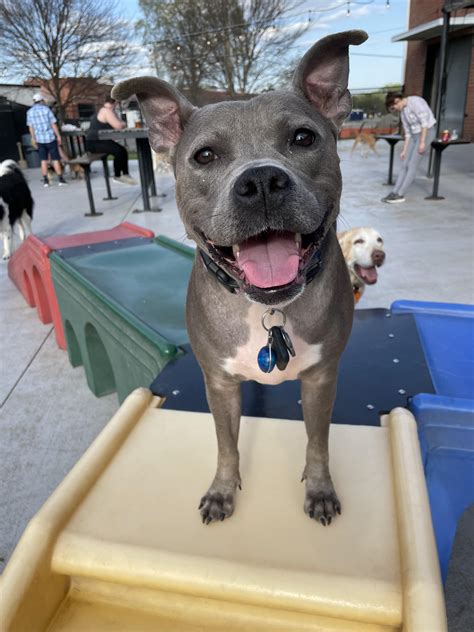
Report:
27,93,67,187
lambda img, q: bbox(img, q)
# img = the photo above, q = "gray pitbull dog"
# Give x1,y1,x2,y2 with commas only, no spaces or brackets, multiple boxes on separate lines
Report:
113,30,367,526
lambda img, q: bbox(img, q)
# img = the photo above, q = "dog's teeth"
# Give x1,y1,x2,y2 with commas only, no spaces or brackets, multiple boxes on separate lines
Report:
295,233,301,245
232,244,240,258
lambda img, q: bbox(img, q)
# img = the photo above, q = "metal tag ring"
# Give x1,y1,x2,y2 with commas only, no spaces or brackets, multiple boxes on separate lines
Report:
261,308,286,331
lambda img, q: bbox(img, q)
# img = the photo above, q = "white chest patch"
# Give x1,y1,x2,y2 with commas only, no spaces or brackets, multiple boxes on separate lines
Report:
222,303,323,385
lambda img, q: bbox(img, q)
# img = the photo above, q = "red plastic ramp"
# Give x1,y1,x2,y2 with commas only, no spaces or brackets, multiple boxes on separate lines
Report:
7,222,155,349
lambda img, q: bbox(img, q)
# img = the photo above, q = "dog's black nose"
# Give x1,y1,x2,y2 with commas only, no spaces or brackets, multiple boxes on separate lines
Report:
233,166,292,208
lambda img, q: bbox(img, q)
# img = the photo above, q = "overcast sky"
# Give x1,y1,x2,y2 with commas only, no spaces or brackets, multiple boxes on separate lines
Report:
119,0,409,91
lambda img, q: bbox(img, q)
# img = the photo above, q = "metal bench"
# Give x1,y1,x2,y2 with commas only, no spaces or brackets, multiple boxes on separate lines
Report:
65,153,117,217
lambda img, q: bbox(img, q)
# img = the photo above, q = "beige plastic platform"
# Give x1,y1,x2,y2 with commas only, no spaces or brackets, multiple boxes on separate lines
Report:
1,389,447,631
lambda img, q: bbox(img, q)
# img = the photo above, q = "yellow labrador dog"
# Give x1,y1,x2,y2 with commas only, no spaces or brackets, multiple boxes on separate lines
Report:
338,227,385,303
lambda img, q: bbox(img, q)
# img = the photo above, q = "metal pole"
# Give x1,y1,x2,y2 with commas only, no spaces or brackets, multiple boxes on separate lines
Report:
84,166,103,217
101,157,117,201
435,7,451,139
387,141,395,185
428,6,450,176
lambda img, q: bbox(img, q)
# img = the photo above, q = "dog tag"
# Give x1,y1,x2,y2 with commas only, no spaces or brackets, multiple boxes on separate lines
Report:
270,326,290,371
280,327,296,357
257,331,276,373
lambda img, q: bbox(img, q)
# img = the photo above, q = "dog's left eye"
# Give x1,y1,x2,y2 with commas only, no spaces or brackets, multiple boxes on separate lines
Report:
354,239,365,245
194,148,217,165
293,128,315,147
377,237,383,243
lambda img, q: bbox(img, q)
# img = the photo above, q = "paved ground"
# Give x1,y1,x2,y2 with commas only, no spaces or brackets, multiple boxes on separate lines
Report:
1,140,473,627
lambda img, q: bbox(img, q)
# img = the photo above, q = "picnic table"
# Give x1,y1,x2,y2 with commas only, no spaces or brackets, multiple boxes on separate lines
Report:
425,138,471,201
99,128,165,213
375,134,402,186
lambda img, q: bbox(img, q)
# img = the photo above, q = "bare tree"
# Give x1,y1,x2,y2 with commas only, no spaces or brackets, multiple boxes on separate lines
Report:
208,0,308,95
138,0,308,98
0,0,135,122
138,0,215,103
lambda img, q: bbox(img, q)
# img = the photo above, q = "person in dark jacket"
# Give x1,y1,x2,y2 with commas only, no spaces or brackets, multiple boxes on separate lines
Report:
86,97,137,185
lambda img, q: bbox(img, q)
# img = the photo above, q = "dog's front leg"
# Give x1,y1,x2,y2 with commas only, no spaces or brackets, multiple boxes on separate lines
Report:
300,363,341,526
2,225,12,260
199,373,242,524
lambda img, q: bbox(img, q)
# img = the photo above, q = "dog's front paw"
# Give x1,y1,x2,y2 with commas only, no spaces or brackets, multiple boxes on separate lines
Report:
199,478,240,525
2,254,11,261
303,483,341,526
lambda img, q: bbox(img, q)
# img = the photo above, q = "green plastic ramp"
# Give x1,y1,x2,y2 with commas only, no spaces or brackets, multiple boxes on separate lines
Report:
50,236,195,402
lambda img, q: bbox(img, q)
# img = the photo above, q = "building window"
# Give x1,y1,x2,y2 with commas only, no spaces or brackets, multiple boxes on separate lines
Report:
77,103,95,119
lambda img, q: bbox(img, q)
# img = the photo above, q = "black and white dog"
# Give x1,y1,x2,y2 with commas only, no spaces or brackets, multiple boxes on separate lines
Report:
0,160,34,260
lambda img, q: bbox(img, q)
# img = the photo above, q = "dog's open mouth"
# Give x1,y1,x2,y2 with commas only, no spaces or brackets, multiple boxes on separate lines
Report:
202,225,325,292
354,264,378,285
236,231,301,288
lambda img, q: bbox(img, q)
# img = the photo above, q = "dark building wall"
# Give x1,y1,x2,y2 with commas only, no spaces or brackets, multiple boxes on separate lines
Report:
0,100,29,162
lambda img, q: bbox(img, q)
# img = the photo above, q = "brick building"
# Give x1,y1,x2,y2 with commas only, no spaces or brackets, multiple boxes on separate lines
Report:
393,0,474,140
24,77,113,122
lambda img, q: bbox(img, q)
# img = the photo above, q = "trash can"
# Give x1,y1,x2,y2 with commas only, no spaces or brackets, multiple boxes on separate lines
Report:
22,134,41,168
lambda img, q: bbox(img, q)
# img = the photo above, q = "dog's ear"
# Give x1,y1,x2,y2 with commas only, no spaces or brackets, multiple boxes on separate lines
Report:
292,30,368,128
337,230,353,261
112,77,197,152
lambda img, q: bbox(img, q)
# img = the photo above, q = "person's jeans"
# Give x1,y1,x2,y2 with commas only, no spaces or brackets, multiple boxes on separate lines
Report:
393,126,436,196
86,139,129,177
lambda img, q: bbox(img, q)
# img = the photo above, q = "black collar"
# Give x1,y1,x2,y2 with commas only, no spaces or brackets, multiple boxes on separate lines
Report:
200,247,323,294
200,249,241,293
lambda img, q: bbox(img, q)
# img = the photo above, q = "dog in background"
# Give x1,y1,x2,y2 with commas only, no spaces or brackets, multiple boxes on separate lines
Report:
56,145,85,180
338,227,385,302
0,160,34,260
350,122,379,157
67,161,85,180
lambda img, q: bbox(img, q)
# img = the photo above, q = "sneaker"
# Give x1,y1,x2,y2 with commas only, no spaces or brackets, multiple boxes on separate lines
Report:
58,177,68,186
43,177,49,187
381,192,397,202
385,194,405,204
114,174,138,186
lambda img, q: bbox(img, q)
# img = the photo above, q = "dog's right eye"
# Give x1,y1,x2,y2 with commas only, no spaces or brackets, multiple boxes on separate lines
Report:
194,148,217,165
354,239,365,245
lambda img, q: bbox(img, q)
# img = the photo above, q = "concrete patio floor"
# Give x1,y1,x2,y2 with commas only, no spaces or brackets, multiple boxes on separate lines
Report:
1,139,473,626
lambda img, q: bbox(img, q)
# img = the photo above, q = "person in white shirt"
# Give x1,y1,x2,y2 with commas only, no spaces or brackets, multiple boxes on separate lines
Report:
382,92,436,204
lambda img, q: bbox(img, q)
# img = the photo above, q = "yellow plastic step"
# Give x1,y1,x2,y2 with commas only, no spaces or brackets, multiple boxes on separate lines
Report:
0,389,446,631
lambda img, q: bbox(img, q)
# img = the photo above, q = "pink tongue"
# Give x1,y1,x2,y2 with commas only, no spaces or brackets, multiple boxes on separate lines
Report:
237,232,300,289
359,266,378,284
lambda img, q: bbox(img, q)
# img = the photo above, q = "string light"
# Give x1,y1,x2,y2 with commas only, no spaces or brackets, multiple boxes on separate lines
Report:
148,1,376,48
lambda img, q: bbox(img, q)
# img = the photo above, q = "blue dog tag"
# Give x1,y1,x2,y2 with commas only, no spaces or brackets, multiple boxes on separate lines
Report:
258,334,276,373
